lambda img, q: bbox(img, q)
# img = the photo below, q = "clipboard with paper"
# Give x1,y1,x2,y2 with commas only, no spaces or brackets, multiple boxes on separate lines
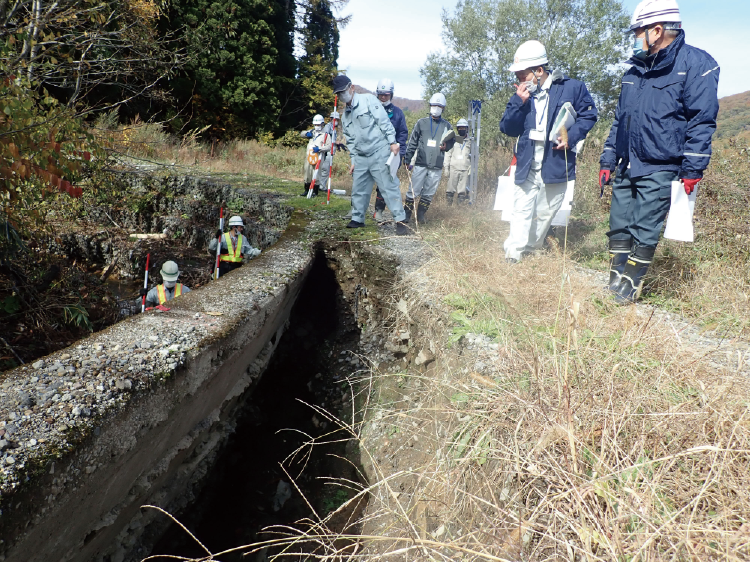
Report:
549,102,585,153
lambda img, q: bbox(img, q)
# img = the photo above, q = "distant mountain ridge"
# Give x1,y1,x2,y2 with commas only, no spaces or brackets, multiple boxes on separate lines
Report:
717,90,750,140
352,85,425,113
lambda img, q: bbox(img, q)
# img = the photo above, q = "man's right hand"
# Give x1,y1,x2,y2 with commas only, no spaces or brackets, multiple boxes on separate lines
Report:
599,169,613,187
305,131,313,138
407,164,413,172
139,288,147,297
514,83,530,103
349,164,355,175
216,229,222,239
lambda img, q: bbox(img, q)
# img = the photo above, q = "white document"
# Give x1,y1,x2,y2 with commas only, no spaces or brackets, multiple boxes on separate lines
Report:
386,152,400,180
551,181,575,227
549,102,576,143
494,166,516,216
664,180,698,242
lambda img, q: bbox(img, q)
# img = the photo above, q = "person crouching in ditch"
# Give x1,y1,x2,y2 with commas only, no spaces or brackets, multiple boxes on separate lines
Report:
208,215,261,277
139,260,191,309
500,40,597,263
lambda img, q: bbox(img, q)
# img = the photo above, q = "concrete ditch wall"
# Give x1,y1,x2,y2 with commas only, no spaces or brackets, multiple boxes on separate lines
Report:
0,233,314,562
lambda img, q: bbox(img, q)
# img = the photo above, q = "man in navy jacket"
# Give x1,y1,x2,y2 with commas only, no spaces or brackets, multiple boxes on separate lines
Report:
600,0,719,304
500,40,597,262
373,79,408,223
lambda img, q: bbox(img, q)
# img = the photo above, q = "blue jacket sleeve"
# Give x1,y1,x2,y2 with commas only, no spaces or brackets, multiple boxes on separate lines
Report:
393,109,408,155
600,89,624,171
566,82,598,148
500,95,530,137
680,56,720,179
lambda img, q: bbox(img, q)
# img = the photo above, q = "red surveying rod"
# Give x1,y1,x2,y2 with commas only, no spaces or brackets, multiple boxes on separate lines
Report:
214,207,224,280
141,253,150,313
326,94,339,204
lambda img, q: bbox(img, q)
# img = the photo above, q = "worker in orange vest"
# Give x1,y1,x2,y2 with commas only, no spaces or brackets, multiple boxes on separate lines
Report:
140,260,191,308
208,215,261,277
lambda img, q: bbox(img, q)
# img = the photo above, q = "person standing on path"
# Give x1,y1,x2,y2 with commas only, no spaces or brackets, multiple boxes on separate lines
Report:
333,75,409,235
299,114,332,197
500,40,597,263
403,93,455,225
599,0,719,304
372,78,409,223
444,118,471,206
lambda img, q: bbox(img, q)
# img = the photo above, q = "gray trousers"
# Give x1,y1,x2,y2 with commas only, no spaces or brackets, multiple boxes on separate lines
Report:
408,166,442,202
351,146,405,223
608,168,678,248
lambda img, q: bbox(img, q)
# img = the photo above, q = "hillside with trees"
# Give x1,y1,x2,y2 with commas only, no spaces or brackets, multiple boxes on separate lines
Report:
717,90,750,140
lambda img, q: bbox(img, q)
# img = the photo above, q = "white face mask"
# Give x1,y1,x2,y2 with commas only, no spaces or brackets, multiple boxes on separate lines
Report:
430,106,443,118
339,88,353,104
314,124,322,131
164,280,177,289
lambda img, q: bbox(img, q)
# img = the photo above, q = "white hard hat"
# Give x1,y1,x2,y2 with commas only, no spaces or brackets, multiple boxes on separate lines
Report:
429,93,446,107
630,0,681,31
508,40,549,72
228,215,244,227
376,78,395,96
312,114,324,125
160,260,179,282
330,111,340,119
456,118,469,128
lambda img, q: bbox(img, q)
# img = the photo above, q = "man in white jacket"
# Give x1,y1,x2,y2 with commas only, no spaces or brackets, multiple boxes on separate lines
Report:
444,118,471,206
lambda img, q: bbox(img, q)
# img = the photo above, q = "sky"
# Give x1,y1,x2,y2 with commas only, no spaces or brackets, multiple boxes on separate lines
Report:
337,0,749,101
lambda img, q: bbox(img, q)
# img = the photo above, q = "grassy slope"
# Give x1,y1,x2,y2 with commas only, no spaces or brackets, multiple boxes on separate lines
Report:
717,90,750,140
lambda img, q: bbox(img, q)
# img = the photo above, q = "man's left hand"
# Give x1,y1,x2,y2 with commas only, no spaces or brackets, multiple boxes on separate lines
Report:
439,143,447,152
682,177,700,195
390,143,400,156
552,137,569,150
312,146,320,154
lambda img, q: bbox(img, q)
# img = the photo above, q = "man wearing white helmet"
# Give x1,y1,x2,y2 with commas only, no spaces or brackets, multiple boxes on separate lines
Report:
600,0,719,304
139,260,191,309
372,78,409,223
332,75,409,235
403,92,455,225
299,114,332,197
500,40,597,263
207,215,262,276
444,118,471,206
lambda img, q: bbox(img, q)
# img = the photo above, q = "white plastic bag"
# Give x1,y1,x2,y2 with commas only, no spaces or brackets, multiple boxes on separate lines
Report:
664,181,697,242
551,181,575,226
494,166,516,219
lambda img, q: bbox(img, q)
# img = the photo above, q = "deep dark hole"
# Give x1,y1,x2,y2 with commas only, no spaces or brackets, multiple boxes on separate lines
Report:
147,251,365,561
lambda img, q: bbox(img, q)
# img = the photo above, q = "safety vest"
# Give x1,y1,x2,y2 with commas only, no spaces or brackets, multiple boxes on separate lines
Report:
219,232,243,262
157,283,183,305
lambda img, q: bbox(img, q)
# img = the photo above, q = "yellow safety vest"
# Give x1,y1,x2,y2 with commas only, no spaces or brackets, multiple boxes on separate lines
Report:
157,283,183,305
219,232,244,263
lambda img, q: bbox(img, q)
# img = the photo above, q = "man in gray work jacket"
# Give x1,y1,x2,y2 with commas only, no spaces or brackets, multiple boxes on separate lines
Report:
404,92,455,225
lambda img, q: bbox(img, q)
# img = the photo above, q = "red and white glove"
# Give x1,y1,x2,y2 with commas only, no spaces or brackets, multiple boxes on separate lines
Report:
682,177,700,195
599,169,612,187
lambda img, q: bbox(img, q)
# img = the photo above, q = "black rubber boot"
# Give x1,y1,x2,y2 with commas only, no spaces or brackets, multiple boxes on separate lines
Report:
312,183,319,197
613,245,655,305
457,193,467,205
395,221,411,236
375,187,386,212
300,182,311,196
608,238,632,292
416,199,430,224
446,192,454,206
403,198,414,223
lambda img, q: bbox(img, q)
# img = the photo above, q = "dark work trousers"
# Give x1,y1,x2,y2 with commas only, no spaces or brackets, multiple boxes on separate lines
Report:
218,261,243,277
607,168,678,249
374,186,386,212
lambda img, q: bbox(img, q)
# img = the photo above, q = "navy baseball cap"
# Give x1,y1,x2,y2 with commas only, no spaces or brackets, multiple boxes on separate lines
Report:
332,75,352,93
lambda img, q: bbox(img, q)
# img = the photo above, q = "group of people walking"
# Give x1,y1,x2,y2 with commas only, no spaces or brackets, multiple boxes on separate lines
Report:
310,0,718,305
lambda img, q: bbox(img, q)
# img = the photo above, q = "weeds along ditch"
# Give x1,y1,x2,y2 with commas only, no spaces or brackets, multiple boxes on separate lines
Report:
147,252,370,562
